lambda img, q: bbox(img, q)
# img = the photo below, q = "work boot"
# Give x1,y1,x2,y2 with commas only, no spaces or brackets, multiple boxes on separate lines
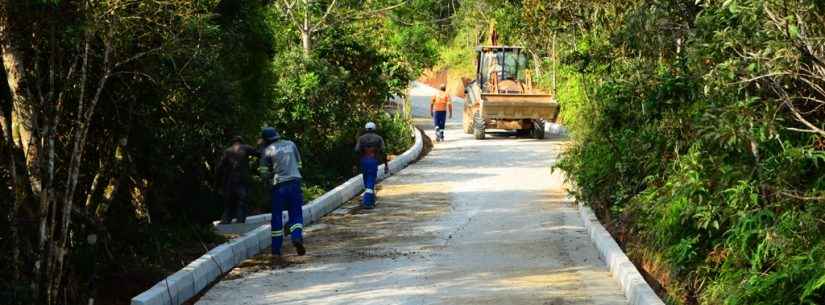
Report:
361,198,375,210
293,241,306,256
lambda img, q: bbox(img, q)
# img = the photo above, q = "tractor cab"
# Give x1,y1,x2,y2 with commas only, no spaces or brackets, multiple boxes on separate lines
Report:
476,46,531,94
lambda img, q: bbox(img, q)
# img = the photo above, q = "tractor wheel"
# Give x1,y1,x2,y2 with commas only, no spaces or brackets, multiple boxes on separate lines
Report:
533,120,546,139
473,111,486,140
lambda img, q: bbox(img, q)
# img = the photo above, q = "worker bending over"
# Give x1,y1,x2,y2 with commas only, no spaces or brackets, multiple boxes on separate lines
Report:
216,136,259,224
258,127,306,258
354,122,389,209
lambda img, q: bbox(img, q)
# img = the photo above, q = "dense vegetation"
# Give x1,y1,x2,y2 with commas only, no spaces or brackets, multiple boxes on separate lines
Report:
521,1,824,304
440,0,824,304
0,1,451,304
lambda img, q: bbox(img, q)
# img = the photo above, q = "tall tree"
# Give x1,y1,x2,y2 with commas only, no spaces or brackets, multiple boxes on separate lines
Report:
275,0,408,57
0,1,207,303
277,0,339,57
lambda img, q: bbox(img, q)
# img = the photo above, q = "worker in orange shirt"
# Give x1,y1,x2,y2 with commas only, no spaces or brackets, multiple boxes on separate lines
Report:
430,84,452,142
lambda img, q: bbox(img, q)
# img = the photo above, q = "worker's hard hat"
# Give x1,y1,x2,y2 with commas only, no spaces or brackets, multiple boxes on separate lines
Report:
261,127,280,141
365,122,377,131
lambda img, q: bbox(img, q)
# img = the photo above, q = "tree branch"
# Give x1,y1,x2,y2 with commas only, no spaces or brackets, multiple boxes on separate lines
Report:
113,46,163,69
278,0,302,29
783,97,825,137
52,54,80,130
318,1,408,31
780,191,825,202
311,0,337,32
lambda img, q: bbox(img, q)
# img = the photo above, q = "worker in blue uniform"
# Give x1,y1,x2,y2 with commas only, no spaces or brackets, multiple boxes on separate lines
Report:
258,127,306,259
354,122,389,209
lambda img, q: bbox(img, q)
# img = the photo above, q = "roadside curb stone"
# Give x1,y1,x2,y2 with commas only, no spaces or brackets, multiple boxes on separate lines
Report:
574,197,665,305
130,127,423,305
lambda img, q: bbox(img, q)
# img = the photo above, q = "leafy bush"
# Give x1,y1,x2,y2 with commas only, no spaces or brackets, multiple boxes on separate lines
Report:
375,113,415,156
546,1,825,304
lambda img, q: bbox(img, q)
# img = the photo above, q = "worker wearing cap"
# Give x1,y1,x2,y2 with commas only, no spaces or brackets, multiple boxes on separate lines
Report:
430,84,452,142
354,122,389,209
258,127,306,257
216,136,260,224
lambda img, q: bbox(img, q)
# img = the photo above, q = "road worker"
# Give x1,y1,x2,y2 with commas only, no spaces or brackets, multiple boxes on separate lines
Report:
430,84,452,142
258,127,306,258
216,136,259,224
354,122,389,209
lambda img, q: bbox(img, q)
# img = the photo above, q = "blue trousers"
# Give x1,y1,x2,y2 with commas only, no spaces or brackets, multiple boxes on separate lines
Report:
433,111,447,130
271,179,304,255
360,156,378,208
434,111,447,140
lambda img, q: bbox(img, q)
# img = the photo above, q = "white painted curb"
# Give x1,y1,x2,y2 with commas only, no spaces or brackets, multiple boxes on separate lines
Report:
576,199,665,305
131,127,424,305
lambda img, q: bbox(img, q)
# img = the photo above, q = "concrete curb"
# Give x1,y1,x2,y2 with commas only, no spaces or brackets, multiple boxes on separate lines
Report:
576,199,665,305
131,126,424,305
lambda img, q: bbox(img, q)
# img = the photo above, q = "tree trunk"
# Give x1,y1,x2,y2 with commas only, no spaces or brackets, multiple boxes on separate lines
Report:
301,1,311,58
3,8,68,304
0,47,21,282
85,136,129,217
84,162,105,211
4,39,57,305
2,44,41,192
301,31,311,58
1,16,51,304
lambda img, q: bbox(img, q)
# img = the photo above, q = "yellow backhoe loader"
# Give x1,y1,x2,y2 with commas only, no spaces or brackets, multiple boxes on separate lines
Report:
463,45,559,139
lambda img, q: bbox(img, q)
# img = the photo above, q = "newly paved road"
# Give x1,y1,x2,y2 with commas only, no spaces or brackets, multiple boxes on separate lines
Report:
196,85,627,305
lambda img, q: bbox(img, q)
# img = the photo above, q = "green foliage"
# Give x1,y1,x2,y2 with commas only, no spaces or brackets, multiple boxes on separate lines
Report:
434,0,526,78
1,0,434,303
540,0,825,304
375,113,415,155
302,184,327,202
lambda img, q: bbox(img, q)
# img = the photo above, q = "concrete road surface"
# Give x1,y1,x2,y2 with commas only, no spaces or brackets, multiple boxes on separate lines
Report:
195,108,628,305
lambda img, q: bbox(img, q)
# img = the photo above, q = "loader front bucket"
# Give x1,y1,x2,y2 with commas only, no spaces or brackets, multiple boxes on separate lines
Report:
480,93,559,121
